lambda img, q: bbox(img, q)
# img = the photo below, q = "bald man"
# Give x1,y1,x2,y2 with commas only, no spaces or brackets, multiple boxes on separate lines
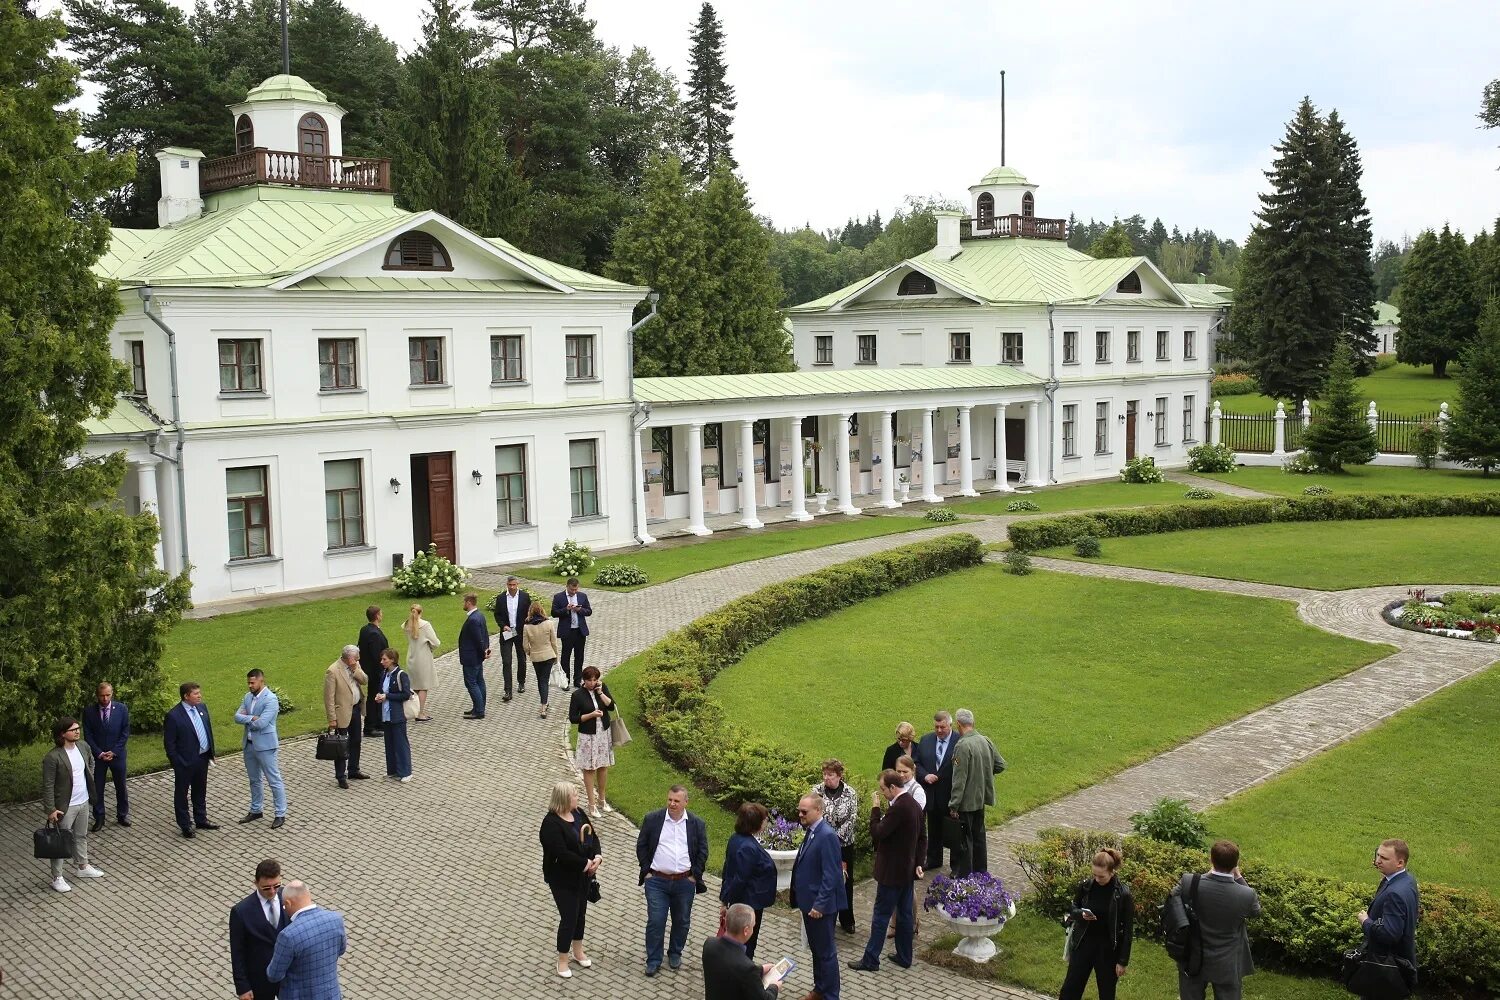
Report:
266,882,346,1000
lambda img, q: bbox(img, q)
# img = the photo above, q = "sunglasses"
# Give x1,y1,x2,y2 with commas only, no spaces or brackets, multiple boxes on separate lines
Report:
796,808,811,816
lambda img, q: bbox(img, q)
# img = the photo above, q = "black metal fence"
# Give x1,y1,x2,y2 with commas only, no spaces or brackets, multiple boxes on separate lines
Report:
1213,406,1443,454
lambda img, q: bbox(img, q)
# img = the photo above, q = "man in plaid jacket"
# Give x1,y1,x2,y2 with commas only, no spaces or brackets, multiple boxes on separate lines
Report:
266,881,346,1000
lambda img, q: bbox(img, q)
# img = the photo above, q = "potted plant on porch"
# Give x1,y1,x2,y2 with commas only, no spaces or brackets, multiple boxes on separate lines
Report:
922,872,1017,962
757,810,804,892
897,470,911,500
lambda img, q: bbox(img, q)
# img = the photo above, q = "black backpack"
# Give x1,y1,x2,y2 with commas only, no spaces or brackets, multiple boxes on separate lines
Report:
1161,873,1203,976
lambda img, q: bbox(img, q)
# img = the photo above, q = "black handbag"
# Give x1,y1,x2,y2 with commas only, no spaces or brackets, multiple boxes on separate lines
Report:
316,731,349,761
1341,949,1415,999
586,879,602,903
34,821,74,860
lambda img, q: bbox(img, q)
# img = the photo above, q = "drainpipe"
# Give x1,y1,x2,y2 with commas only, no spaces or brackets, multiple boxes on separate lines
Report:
626,291,660,545
1044,303,1060,483
138,285,190,571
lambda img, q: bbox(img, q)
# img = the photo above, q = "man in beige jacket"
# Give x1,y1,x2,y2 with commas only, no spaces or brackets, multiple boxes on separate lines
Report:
41,716,105,892
323,645,368,788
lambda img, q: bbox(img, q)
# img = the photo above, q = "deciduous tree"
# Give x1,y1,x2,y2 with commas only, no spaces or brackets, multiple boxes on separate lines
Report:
1086,222,1136,259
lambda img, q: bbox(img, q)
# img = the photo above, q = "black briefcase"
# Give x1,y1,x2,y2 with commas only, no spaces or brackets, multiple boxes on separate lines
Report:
1341,949,1414,999
316,731,349,761
34,822,74,860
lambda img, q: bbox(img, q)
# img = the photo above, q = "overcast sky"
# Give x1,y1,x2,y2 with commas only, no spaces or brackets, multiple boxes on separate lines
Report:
67,0,1500,245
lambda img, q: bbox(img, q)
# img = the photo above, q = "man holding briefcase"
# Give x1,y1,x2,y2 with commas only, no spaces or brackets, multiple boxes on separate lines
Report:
323,644,369,788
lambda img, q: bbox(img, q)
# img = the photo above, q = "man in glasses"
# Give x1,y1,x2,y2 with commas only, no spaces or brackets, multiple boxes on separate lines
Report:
40,716,106,892
791,794,844,1000
229,859,289,1000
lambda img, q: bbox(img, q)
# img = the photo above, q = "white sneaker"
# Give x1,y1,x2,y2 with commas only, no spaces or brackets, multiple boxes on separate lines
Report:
51,877,71,893
590,807,602,819
75,865,104,879
601,801,614,813
399,776,412,783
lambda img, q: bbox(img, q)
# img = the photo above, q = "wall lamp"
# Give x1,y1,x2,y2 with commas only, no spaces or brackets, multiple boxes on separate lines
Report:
471,469,483,485
389,477,401,495
1117,414,1127,424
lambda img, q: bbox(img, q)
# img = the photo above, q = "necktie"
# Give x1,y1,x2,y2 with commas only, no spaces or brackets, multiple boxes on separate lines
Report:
936,738,946,767
265,898,276,926
104,704,111,724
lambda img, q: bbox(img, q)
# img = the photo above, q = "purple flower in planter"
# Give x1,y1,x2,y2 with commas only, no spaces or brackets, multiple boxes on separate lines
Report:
923,872,1016,921
757,810,805,851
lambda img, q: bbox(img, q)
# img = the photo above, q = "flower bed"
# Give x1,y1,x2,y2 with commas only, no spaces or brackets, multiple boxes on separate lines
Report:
1384,589,1500,642
757,810,804,850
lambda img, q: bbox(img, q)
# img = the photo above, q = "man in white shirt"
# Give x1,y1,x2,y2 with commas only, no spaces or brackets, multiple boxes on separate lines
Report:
40,716,105,892
491,576,533,702
228,859,289,1000
635,786,709,976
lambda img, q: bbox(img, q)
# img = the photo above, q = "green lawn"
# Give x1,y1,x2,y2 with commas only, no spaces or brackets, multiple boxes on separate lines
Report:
709,566,1386,823
1198,463,1500,497
1216,362,1459,416
950,479,1212,516
1046,517,1500,591
525,512,940,591
1207,661,1500,897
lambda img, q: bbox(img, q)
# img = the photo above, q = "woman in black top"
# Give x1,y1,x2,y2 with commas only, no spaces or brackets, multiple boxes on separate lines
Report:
568,666,615,818
539,780,602,979
1060,846,1133,1000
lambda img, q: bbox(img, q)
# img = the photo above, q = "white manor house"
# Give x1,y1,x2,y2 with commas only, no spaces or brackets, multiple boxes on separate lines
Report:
87,75,1228,605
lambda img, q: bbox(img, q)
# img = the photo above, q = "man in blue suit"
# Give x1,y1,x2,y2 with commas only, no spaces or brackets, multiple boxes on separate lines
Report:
457,591,490,719
82,681,130,831
1357,838,1420,991
235,669,287,829
551,577,592,687
163,681,219,838
229,858,290,1000
912,711,957,871
791,792,844,1000
266,881,346,1000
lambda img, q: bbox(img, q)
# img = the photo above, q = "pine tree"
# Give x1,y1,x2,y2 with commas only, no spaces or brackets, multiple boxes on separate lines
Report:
1323,110,1378,367
1397,225,1479,378
682,2,736,178
697,164,791,374
1148,218,1169,264
1442,299,1500,476
0,1,191,750
1087,222,1136,259
1301,344,1377,472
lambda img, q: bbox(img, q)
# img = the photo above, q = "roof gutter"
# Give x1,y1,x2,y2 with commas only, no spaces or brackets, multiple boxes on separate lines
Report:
1044,303,1059,484
137,284,190,572
626,292,661,545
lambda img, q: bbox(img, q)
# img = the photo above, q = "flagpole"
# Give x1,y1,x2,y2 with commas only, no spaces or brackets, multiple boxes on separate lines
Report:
281,0,290,75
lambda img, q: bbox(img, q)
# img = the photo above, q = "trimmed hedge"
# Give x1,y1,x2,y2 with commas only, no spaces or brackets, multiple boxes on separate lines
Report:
1017,828,1500,992
1008,493,1500,552
635,534,986,825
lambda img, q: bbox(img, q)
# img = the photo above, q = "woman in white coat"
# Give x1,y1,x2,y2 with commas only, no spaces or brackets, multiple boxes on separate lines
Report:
402,603,441,721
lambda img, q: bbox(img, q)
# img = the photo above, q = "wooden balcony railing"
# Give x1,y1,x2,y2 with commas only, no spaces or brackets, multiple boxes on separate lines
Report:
200,148,392,194
961,214,1069,241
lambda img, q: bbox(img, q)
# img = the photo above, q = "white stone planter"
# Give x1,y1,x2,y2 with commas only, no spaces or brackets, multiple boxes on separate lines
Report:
814,492,831,515
899,481,911,500
766,848,798,893
939,901,1016,963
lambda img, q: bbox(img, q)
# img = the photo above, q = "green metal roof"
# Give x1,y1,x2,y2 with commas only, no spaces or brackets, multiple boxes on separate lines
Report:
1173,282,1234,307
240,74,333,105
636,365,1042,405
82,397,161,437
1375,301,1400,325
976,166,1032,186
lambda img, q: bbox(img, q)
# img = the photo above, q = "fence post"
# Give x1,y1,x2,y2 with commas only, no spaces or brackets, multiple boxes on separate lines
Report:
1300,398,1311,432
1439,402,1450,438
1367,401,1380,457
1273,401,1286,456
1210,400,1222,445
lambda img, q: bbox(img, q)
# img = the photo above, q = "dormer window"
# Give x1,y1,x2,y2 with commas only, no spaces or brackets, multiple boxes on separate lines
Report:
1021,191,1035,218
235,114,255,154
384,232,453,271
976,193,995,228
1116,271,1142,294
897,272,937,296
299,113,328,155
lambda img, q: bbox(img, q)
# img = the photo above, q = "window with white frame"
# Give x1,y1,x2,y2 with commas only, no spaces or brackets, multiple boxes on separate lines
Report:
218,339,263,392
857,334,877,363
318,338,358,390
494,444,528,527
1183,394,1196,442
490,334,524,383
127,341,146,395
565,334,596,380
1156,329,1170,361
1095,331,1110,363
324,459,365,549
949,331,971,363
1183,329,1197,360
1063,330,1079,364
569,439,599,518
408,336,444,385
814,335,833,364
1095,401,1109,453
1062,404,1078,457
1127,330,1141,362
1155,396,1169,446
226,466,270,560
1002,332,1024,364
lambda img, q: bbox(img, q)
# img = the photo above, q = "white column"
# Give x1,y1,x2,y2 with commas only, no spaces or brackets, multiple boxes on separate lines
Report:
958,405,977,496
1300,398,1312,431
156,457,182,575
836,411,859,515
1367,401,1380,457
994,403,1012,491
1025,400,1045,486
134,459,165,570
632,428,654,544
1210,400,1223,445
788,417,811,521
737,419,762,529
878,409,899,508
1272,401,1287,456
920,408,941,502
685,423,710,536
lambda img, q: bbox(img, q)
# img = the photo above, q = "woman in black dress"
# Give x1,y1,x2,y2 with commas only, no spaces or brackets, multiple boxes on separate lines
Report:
539,780,602,979
1059,846,1133,1000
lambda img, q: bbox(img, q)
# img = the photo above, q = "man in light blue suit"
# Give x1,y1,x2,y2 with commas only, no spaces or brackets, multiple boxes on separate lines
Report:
266,881,346,1000
791,792,844,1000
236,669,287,829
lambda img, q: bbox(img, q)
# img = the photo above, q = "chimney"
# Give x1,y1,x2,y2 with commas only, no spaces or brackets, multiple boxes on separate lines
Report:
932,210,962,262
155,147,205,228
1195,272,1206,284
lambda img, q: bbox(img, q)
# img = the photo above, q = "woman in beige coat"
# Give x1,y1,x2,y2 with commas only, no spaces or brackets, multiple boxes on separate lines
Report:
402,604,441,721
522,599,561,718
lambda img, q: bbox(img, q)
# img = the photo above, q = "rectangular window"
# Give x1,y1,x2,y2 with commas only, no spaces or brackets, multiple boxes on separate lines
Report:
1095,402,1110,454
1156,329,1170,361
494,444,528,527
857,334,877,363
318,338,358,390
408,337,444,385
565,335,596,380
127,340,146,395
218,339,262,393
1184,329,1197,360
1063,330,1079,364
949,331,971,363
1062,404,1078,458
1155,396,1169,446
704,422,721,449
490,335,524,383
1127,330,1141,362
650,427,676,494
323,458,365,549
225,466,269,560
1095,331,1111,363
1183,394,1196,442
569,439,599,518
814,335,833,364
1002,332,1024,364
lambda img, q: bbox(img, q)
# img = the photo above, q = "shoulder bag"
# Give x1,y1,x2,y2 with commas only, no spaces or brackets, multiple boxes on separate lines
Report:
401,671,421,722
1341,948,1415,999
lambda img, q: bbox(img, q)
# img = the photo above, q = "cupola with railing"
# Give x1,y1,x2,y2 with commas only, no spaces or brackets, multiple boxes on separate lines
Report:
962,166,1067,240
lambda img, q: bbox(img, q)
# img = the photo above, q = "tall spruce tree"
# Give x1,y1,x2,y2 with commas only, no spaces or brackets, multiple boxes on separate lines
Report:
1323,110,1378,368
0,1,191,750
697,164,791,373
1397,225,1479,377
1442,299,1500,476
1300,344,1377,472
682,2,736,178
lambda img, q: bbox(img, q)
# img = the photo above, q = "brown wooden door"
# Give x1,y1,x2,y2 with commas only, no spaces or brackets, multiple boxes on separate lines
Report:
426,453,456,562
1126,401,1138,461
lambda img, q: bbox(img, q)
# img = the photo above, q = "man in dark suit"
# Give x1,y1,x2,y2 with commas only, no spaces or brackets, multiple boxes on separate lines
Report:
849,768,927,973
912,710,957,870
82,681,130,830
551,577,592,688
1356,838,1420,991
229,858,290,1000
458,591,491,719
491,576,532,702
636,785,710,976
791,793,844,1000
1177,839,1261,1000
163,681,219,838
703,903,780,1000
358,605,387,736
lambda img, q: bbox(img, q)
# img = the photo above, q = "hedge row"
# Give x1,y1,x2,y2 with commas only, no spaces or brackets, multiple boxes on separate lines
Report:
635,534,986,829
1008,493,1500,552
1017,828,1500,992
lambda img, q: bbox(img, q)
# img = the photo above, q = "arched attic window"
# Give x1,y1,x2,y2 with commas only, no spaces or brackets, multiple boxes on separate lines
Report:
897,271,937,296
1021,191,1035,218
235,114,255,154
976,192,995,227
298,113,328,156
384,232,453,271
1116,271,1142,294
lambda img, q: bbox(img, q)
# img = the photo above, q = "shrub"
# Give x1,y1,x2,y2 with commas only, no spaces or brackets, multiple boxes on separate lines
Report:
1073,535,1101,558
1120,455,1165,484
1474,625,1498,642
924,507,959,523
595,563,648,587
1302,484,1332,496
1374,352,1398,371
1211,372,1261,396
1412,422,1442,470
1128,797,1207,847
1187,442,1237,473
1183,488,1215,500
549,539,594,578
1001,549,1033,575
269,685,296,714
1282,451,1321,474
114,677,173,734
1006,498,1040,512
391,545,469,596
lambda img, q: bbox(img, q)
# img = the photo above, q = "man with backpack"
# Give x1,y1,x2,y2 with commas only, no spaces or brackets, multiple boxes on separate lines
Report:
1173,839,1260,1000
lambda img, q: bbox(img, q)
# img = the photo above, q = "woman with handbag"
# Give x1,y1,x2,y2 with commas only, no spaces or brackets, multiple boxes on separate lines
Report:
522,600,561,718
401,604,441,722
1059,846,1133,1000
373,648,414,782
568,666,614,818
719,802,777,960
540,780,602,979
